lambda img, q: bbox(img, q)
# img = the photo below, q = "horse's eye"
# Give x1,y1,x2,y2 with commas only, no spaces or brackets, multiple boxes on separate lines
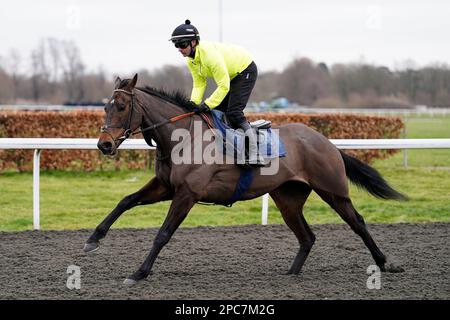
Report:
118,103,126,111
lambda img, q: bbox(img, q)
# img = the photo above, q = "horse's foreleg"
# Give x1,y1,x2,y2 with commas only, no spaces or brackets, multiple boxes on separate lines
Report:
124,184,196,285
83,177,173,253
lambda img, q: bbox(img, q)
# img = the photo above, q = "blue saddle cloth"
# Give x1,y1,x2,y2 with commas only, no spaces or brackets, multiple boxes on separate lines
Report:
209,110,287,160
208,110,286,205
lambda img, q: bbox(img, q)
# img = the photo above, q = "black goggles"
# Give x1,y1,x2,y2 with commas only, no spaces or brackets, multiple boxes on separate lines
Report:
174,40,191,49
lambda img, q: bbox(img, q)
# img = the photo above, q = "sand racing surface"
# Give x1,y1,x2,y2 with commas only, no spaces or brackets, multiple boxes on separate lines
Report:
0,223,448,299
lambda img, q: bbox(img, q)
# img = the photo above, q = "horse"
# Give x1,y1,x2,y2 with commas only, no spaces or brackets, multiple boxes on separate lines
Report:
84,74,407,285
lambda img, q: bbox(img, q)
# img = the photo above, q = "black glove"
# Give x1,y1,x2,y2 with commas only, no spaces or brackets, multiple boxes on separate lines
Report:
188,101,197,110
193,102,210,114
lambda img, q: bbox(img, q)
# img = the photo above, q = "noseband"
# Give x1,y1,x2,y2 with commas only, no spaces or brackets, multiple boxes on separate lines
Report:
101,88,195,148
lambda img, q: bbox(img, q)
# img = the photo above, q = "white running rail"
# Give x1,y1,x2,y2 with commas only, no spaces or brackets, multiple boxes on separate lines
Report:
1,138,450,230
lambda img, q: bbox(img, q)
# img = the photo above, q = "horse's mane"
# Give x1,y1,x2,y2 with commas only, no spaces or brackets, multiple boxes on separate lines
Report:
139,86,195,112
118,79,194,112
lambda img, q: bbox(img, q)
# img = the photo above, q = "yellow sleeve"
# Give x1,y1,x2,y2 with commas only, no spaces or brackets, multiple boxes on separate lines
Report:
203,50,230,108
187,61,206,105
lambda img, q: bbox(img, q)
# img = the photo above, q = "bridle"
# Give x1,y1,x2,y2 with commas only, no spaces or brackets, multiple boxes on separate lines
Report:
100,89,137,144
101,88,195,148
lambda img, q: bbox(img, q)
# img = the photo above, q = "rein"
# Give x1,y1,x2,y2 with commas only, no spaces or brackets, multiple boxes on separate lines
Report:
101,88,196,147
134,110,196,136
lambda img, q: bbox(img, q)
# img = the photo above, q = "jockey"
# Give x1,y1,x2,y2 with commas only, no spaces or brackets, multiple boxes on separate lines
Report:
170,19,266,166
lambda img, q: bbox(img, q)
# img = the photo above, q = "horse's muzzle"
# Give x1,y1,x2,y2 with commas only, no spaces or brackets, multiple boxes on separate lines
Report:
97,139,115,155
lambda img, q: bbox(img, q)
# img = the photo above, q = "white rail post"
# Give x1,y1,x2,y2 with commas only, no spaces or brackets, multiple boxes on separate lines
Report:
262,193,269,225
33,149,41,230
403,148,408,167
403,114,408,167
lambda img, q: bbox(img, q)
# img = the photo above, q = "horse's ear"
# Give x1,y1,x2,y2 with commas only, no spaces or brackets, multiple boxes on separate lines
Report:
114,76,122,89
128,74,138,89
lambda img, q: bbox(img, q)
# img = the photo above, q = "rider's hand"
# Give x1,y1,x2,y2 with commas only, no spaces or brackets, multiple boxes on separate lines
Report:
188,101,197,110
193,102,210,114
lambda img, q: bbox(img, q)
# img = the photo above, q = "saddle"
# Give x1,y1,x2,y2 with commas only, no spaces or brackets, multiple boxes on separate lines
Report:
207,110,286,163
219,113,272,130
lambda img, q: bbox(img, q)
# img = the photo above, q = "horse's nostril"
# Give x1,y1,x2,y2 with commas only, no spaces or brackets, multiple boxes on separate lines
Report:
98,141,113,154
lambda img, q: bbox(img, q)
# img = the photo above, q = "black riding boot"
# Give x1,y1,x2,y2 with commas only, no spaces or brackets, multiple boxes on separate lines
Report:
238,121,267,166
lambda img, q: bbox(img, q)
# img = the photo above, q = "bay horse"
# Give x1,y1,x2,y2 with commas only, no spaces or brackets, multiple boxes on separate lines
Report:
84,74,407,285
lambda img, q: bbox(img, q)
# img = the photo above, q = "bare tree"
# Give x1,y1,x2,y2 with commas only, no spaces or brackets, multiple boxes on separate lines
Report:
61,40,85,102
278,57,331,105
138,65,191,95
46,38,62,95
82,66,113,103
5,49,22,103
1,37,449,108
30,49,42,103
0,65,12,103
251,71,280,103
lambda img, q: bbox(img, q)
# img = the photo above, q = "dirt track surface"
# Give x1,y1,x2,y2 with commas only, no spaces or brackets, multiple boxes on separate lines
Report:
0,223,448,300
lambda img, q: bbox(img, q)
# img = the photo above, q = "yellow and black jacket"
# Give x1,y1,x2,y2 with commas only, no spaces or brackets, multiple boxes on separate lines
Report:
186,41,253,108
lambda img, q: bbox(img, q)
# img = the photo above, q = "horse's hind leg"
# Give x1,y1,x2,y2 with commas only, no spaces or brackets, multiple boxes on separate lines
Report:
315,190,387,271
270,181,314,274
84,177,173,253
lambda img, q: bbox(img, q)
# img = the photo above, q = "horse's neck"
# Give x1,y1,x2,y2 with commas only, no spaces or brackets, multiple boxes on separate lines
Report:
139,93,192,152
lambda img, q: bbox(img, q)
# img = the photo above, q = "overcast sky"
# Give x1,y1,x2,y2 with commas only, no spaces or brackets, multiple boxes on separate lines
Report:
1,0,449,76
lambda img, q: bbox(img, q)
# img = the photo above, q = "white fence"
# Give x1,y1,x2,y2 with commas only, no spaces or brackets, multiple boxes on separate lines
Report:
1,138,450,230
3,104,450,116
271,106,450,116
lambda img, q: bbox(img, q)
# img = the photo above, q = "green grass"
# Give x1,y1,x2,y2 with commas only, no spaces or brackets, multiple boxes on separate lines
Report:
0,114,449,231
382,114,450,167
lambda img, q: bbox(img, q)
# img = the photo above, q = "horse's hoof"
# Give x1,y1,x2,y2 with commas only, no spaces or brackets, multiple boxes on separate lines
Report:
123,270,149,286
385,263,405,273
83,241,99,253
123,278,138,286
287,269,300,275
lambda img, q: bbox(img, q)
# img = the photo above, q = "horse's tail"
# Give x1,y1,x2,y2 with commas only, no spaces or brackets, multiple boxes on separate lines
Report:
339,150,408,201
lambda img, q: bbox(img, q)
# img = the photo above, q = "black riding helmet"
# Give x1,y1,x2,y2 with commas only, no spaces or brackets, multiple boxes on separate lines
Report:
170,19,200,44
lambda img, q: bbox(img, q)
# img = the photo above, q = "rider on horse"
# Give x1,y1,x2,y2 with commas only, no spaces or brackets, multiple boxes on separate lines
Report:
170,19,266,166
